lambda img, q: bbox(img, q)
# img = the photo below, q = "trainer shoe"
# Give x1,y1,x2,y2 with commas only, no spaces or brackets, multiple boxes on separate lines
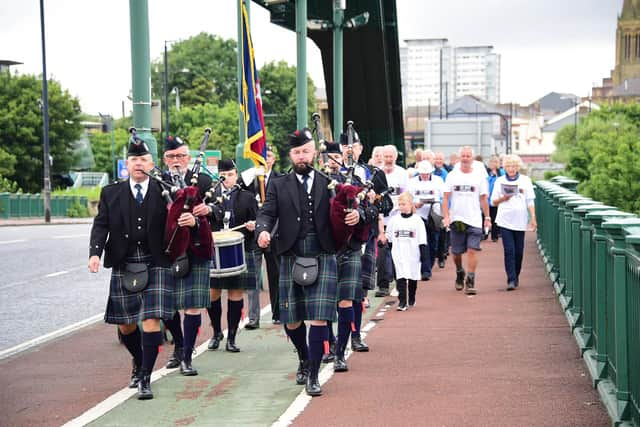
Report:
438,260,445,269
464,275,477,295
396,303,408,311
507,281,516,291
455,269,465,291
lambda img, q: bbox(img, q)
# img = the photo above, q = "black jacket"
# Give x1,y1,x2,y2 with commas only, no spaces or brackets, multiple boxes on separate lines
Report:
256,171,336,256
89,179,170,268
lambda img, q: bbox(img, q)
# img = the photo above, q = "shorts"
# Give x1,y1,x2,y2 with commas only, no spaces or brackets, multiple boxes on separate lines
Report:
450,222,482,255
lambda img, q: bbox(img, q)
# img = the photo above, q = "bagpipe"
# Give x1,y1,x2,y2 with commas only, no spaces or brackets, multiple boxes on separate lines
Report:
131,127,213,262
310,115,374,250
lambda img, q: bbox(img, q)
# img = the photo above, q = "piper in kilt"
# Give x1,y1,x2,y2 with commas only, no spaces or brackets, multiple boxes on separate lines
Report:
330,135,379,372
207,159,259,353
256,128,362,397
161,136,214,376
88,138,174,400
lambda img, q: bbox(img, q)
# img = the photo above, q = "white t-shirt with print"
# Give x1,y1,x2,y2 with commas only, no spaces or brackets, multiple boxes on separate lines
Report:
407,175,445,220
491,174,535,231
385,213,427,280
444,168,488,229
383,165,408,226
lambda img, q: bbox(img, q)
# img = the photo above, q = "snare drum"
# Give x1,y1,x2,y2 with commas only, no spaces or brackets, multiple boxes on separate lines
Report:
210,230,247,278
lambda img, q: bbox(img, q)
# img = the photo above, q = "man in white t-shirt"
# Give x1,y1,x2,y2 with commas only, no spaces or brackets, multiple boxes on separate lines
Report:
408,160,446,278
442,146,491,295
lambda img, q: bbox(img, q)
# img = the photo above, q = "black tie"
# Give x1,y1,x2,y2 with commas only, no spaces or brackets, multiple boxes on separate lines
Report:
302,174,310,194
135,183,143,205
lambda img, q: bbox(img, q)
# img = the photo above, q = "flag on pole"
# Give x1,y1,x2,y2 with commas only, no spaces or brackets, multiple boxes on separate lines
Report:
240,0,267,167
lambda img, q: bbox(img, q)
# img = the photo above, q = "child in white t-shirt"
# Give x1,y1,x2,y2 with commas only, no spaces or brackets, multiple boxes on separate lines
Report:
386,192,428,310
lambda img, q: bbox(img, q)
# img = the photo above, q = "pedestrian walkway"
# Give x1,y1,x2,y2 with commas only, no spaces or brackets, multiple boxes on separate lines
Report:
0,234,609,426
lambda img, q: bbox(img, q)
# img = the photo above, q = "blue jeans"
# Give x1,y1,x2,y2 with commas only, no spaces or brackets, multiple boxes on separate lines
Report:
500,227,525,283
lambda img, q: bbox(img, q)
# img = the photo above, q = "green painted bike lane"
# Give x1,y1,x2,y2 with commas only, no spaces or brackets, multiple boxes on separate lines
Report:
89,296,387,426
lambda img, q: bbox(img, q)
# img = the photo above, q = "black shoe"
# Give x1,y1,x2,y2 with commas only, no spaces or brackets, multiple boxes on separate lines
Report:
305,373,322,396
128,359,142,389
455,269,466,291
333,356,348,372
507,281,516,291
137,374,153,400
207,332,223,350
165,346,182,369
244,319,260,330
225,339,240,353
296,360,309,385
374,288,390,297
179,360,198,376
438,260,445,269
322,342,336,363
465,276,477,295
351,336,369,352
421,274,431,281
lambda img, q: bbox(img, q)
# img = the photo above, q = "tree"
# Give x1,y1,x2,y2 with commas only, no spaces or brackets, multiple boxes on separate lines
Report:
259,60,316,171
0,72,83,193
88,128,131,178
151,33,237,108
555,104,640,214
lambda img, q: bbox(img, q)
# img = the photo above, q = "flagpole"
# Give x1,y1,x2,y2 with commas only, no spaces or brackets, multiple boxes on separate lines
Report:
295,0,307,128
236,0,251,172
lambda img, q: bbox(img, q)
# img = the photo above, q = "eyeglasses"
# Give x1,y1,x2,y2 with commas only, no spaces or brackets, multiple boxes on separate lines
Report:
165,154,188,160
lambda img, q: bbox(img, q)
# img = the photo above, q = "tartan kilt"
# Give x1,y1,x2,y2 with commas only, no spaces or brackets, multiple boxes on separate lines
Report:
279,234,338,323
210,249,259,290
360,234,377,291
105,252,174,325
337,248,361,302
173,256,211,310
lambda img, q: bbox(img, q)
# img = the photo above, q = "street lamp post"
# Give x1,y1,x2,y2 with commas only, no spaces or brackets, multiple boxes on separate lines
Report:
99,113,116,181
39,0,51,223
164,40,171,140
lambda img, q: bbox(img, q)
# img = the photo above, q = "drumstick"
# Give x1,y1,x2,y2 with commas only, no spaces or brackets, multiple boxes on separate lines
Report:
228,224,247,232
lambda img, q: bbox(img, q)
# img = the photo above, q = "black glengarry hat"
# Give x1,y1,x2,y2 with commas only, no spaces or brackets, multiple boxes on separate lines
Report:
218,158,237,172
165,135,186,151
288,128,314,148
339,130,360,145
127,137,150,157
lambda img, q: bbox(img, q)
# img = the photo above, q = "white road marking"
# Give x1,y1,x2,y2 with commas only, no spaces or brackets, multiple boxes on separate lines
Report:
45,270,68,278
63,305,274,427
0,313,104,361
52,234,88,239
0,239,27,245
272,317,380,427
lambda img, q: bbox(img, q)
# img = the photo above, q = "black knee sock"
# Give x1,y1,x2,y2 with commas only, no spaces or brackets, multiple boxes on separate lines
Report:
308,325,329,368
182,313,201,362
120,326,142,367
207,298,222,335
227,299,243,341
336,306,354,357
164,311,184,348
284,322,309,361
327,321,336,344
352,300,363,339
397,278,407,305
408,280,417,304
141,331,163,374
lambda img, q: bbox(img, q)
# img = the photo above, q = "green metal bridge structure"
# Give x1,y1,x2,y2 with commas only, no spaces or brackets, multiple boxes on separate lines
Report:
535,177,640,426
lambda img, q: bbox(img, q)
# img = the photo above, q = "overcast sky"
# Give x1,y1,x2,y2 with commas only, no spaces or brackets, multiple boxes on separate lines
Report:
0,0,621,117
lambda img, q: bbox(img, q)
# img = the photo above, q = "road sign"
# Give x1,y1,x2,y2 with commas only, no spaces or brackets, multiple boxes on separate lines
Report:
117,160,129,179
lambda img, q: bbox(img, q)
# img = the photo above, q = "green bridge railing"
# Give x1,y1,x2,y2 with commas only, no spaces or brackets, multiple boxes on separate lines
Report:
0,193,87,219
535,177,640,426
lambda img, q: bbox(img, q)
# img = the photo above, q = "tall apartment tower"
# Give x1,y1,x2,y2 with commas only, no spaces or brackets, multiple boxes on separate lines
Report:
400,39,501,110
613,0,640,85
